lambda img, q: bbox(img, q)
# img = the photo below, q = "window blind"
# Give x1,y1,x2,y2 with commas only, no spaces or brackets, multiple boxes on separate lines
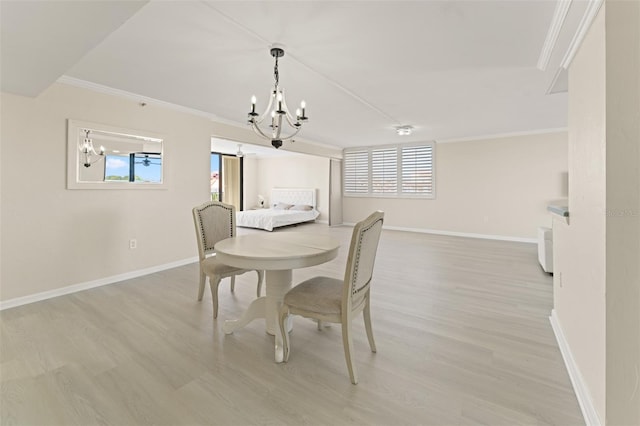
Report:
343,150,369,194
401,145,433,195
343,142,435,198
371,148,397,193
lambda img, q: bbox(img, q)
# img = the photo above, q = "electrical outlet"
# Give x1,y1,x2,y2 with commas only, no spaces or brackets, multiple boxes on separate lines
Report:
129,239,137,249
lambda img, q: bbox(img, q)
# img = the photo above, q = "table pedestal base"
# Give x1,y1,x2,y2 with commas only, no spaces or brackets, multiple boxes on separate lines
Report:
223,270,293,362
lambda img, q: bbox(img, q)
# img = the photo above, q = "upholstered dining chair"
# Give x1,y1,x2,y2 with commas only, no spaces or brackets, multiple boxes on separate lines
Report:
278,211,384,384
192,201,264,319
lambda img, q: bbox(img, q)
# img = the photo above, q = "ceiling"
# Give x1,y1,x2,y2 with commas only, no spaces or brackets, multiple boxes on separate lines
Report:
1,0,579,150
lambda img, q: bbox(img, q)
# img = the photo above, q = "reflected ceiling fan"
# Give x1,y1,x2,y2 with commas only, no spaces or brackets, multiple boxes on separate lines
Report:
134,153,161,167
236,144,256,158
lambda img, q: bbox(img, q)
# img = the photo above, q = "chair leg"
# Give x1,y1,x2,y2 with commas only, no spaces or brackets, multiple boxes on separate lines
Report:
210,276,222,319
256,270,264,297
230,276,236,293
278,305,291,362
317,320,323,331
341,321,358,384
363,296,377,353
197,271,206,301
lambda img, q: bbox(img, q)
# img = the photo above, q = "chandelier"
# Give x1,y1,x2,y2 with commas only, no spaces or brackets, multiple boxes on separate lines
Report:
79,129,105,168
247,46,308,149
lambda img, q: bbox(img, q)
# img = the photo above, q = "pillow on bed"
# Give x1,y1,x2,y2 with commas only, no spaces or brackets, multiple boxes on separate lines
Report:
273,202,294,210
289,204,313,211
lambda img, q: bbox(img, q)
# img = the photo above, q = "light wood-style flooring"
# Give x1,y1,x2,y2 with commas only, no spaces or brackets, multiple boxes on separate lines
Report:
0,223,584,425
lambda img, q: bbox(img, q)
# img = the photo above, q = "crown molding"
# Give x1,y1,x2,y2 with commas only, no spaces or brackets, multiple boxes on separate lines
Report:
546,66,568,94
560,0,604,69
538,0,573,71
57,75,238,123
437,127,567,144
538,0,603,93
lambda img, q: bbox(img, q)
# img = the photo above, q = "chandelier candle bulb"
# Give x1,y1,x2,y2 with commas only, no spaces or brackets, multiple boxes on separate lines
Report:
251,95,256,114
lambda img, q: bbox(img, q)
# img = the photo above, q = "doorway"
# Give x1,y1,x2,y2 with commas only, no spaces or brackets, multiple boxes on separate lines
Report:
211,152,243,211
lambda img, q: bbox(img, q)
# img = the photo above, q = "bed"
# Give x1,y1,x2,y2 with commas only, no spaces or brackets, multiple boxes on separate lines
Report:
236,188,320,231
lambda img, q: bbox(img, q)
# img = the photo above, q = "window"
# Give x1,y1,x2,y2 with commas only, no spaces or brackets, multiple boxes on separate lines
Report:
371,147,397,194
343,149,368,194
104,153,162,183
343,142,435,198
401,145,433,194
211,153,221,201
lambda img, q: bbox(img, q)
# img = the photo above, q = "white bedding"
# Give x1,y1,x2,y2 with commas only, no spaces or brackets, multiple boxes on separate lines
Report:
237,187,319,231
236,208,320,231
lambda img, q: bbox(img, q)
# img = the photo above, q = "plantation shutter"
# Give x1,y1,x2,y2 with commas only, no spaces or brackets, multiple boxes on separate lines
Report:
401,144,433,195
343,150,369,194
371,147,398,194
344,142,435,198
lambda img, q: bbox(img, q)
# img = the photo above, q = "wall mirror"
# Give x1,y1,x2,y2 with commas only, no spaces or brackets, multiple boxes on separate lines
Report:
67,119,166,189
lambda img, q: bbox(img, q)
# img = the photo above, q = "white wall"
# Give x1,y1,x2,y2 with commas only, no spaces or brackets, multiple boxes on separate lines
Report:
243,155,330,221
0,83,338,303
343,132,568,240
554,1,640,424
554,7,607,422
604,2,640,423
1,85,202,301
242,156,260,209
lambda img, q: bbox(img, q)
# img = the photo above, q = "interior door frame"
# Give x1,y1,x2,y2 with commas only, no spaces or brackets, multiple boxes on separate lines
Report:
211,151,243,210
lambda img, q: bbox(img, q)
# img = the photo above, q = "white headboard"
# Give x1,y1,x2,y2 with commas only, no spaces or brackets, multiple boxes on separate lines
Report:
271,188,316,209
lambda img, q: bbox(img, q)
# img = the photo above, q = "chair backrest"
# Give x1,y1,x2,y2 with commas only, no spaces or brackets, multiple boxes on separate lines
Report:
342,211,384,314
192,201,236,260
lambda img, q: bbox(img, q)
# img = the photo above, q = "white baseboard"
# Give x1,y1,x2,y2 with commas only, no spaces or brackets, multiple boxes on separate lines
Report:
0,257,199,311
549,309,602,426
0,224,535,310
341,223,537,244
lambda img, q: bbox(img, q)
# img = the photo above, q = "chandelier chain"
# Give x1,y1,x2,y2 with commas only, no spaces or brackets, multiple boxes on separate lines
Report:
273,55,279,90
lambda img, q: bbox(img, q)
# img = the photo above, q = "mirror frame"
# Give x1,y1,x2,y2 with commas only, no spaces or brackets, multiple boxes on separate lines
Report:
67,119,166,190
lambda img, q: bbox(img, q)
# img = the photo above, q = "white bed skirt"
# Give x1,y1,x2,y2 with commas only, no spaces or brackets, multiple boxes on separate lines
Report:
236,208,320,231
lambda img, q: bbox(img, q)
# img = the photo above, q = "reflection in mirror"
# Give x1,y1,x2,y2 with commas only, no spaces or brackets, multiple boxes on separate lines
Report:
79,129,105,168
67,120,165,189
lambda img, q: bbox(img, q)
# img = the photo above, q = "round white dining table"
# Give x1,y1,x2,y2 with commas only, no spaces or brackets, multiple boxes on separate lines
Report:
215,231,340,362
